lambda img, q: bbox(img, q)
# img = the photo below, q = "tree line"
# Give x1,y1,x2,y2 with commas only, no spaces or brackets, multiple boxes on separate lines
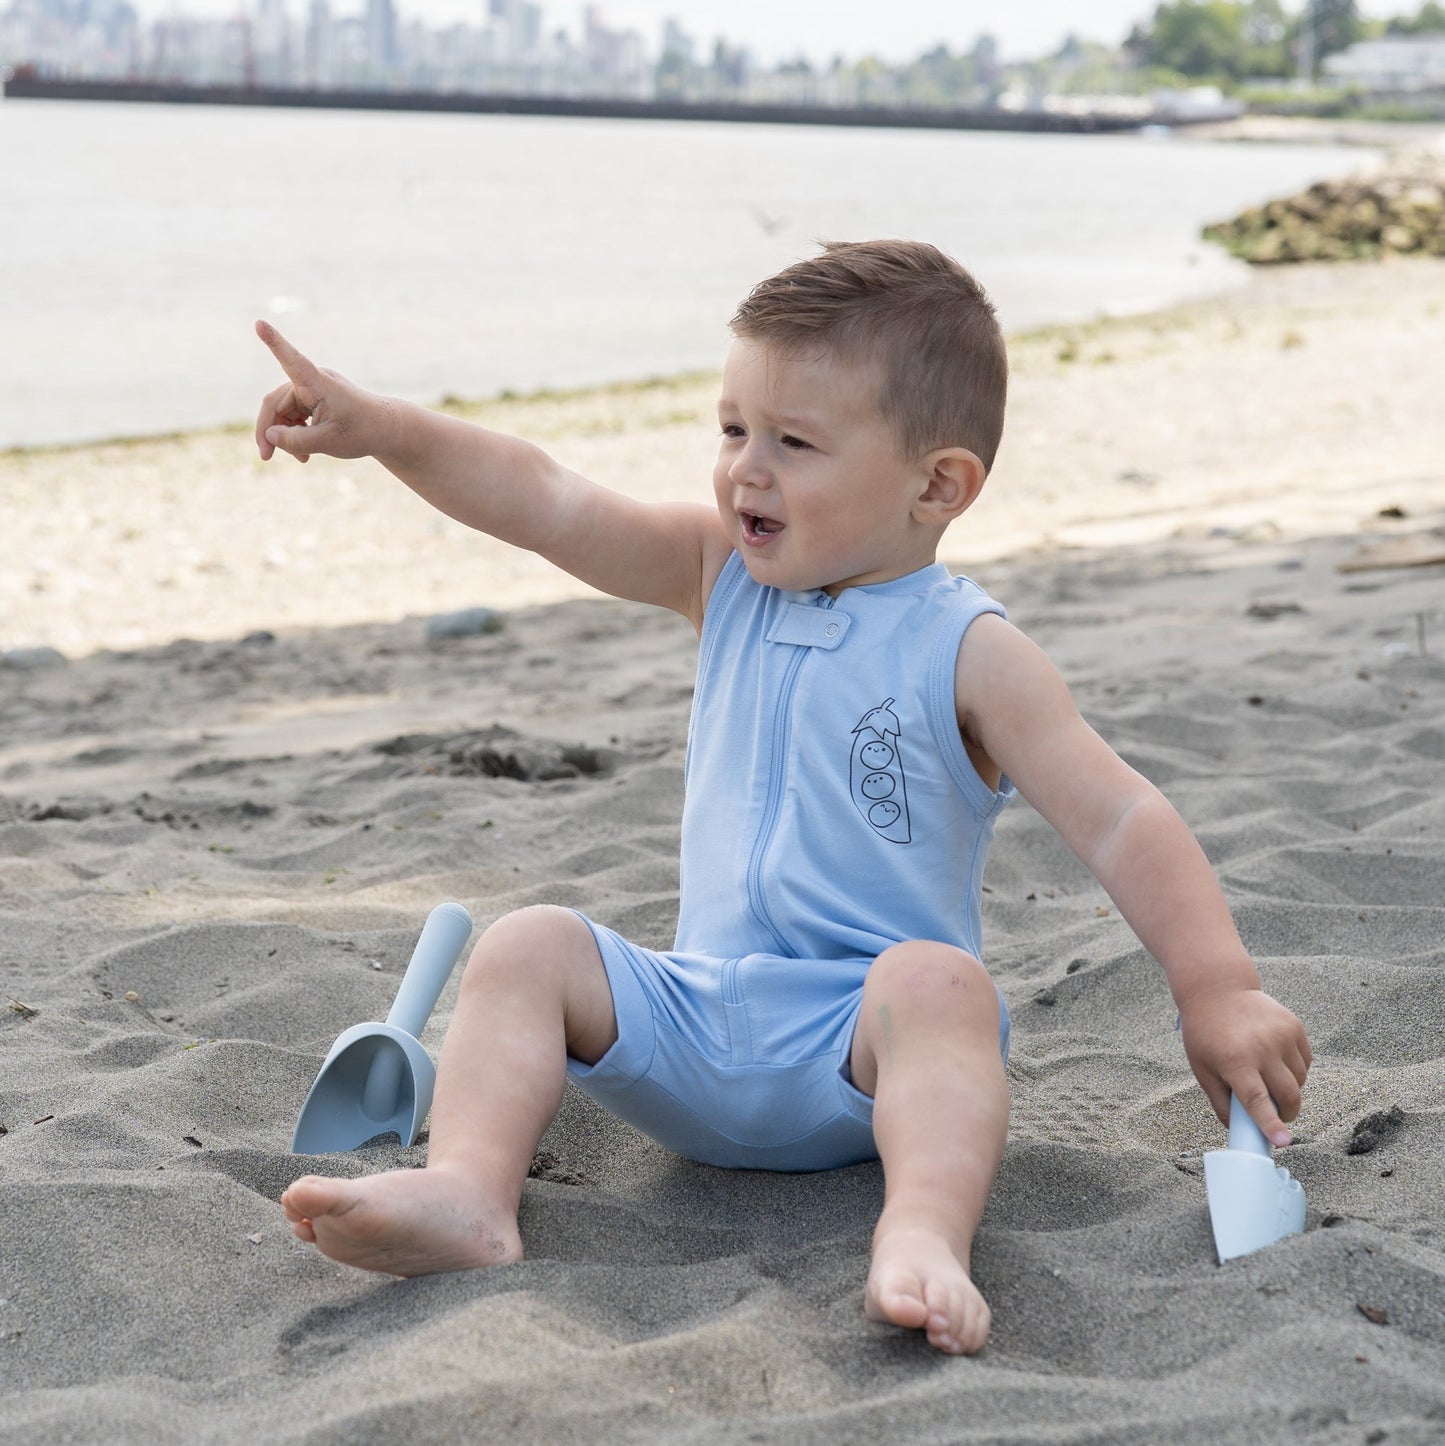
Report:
1126,1,1445,84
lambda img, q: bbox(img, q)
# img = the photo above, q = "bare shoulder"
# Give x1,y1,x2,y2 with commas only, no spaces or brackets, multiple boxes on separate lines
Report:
954,612,1071,718
954,609,1151,834
953,612,1082,774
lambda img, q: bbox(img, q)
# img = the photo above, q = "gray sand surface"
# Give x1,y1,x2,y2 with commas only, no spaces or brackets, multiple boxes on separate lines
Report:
4,251,1444,1443
3,516,1442,1443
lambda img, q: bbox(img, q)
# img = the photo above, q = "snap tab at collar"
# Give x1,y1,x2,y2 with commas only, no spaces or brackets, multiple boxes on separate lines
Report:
765,604,852,649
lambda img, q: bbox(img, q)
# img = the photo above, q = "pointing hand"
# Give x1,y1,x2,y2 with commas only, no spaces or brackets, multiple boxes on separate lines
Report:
254,321,387,463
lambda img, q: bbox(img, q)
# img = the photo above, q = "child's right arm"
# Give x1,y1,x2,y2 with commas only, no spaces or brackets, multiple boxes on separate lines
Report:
253,322,727,627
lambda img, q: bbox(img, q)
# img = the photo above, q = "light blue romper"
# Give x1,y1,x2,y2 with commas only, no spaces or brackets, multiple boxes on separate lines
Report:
566,553,1015,1170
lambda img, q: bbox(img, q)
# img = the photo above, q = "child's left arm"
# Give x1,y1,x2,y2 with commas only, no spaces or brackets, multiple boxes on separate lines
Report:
956,614,1312,1147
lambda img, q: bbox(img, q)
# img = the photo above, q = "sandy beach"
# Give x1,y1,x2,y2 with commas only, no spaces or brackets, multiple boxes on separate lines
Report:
2,247,1444,1442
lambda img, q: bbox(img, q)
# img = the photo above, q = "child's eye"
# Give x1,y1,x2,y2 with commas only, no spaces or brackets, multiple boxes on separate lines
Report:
719,423,746,440
780,434,812,451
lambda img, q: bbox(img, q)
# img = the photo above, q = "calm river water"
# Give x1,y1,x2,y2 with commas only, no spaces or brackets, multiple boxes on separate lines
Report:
1,98,1366,449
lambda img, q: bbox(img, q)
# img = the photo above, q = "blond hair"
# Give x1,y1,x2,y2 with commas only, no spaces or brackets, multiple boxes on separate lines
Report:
730,239,1008,471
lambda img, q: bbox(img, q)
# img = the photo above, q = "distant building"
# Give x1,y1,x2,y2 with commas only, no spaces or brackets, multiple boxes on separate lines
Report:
365,0,394,72
1323,33,1445,93
304,0,331,86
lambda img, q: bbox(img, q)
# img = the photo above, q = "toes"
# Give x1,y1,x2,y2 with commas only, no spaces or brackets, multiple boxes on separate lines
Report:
917,1278,990,1356
283,1175,351,1221
865,1267,929,1330
923,1281,963,1355
883,1280,930,1331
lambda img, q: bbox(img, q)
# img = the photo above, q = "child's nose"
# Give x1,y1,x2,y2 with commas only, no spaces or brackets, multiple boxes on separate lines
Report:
728,441,772,488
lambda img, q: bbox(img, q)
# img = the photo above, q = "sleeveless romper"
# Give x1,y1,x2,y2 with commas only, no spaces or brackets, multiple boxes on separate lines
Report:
566,553,1014,1169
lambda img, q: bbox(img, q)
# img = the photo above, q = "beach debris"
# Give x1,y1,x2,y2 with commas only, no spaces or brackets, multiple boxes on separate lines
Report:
425,606,504,641
0,646,68,671
377,726,608,782
123,991,141,1004
25,799,104,823
183,1135,203,1148
1203,151,1445,264
247,1232,265,1245
1246,600,1304,621
1345,1105,1405,1156
1336,537,1445,573
1356,1304,1390,1326
5,998,37,1020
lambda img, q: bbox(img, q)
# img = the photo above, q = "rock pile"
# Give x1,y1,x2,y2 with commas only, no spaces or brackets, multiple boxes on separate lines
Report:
1203,150,1445,263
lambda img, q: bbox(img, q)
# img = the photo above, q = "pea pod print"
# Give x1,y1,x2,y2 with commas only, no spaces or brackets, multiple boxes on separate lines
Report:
850,697,911,843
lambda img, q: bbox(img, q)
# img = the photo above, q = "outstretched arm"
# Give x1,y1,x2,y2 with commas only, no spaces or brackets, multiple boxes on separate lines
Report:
253,322,728,626
956,615,1311,1146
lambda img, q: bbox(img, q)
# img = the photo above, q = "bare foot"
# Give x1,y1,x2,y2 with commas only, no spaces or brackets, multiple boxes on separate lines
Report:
864,1222,990,1355
281,1164,522,1276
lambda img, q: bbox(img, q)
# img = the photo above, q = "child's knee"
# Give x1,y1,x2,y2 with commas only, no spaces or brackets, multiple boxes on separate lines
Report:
865,942,999,1033
464,905,598,991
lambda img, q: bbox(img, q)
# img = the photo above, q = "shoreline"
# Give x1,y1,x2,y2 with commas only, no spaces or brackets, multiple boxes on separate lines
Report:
0,75,1156,134
6,254,1445,659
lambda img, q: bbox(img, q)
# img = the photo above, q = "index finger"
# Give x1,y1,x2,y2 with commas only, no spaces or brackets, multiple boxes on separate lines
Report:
255,319,320,390
1232,1078,1292,1150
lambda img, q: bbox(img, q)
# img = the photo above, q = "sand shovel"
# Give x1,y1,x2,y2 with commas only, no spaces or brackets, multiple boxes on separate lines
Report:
1203,1092,1306,1263
291,902,474,1154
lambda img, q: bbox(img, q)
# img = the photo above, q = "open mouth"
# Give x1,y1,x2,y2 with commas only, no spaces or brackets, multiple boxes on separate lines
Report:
742,512,784,543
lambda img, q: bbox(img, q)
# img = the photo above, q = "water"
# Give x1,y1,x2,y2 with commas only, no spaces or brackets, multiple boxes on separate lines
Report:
1,99,1368,450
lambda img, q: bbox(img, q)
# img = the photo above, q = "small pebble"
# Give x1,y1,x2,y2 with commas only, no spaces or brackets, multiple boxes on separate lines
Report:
425,607,504,640
1,646,67,671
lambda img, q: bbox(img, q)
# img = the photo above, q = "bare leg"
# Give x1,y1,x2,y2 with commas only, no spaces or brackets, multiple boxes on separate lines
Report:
849,942,1009,1355
282,906,616,1275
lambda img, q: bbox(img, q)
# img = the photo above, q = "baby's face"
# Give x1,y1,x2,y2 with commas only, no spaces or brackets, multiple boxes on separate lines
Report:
714,340,937,597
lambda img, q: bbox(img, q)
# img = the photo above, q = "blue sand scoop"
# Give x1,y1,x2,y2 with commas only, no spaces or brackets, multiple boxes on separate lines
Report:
291,902,473,1154
1203,1093,1306,1263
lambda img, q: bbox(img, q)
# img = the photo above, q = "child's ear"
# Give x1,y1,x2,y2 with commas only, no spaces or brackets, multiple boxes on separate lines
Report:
915,447,986,523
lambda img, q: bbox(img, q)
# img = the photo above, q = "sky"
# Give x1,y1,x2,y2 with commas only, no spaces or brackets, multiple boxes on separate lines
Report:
124,0,1421,66
601,0,1416,64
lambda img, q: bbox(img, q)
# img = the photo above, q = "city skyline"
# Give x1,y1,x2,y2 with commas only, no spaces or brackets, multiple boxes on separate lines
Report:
110,0,1424,65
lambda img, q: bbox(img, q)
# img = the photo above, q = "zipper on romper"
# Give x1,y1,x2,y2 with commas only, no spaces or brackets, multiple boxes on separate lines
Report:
745,591,839,954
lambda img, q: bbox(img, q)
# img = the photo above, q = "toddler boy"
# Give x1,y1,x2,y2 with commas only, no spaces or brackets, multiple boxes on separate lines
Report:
259,240,1310,1356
